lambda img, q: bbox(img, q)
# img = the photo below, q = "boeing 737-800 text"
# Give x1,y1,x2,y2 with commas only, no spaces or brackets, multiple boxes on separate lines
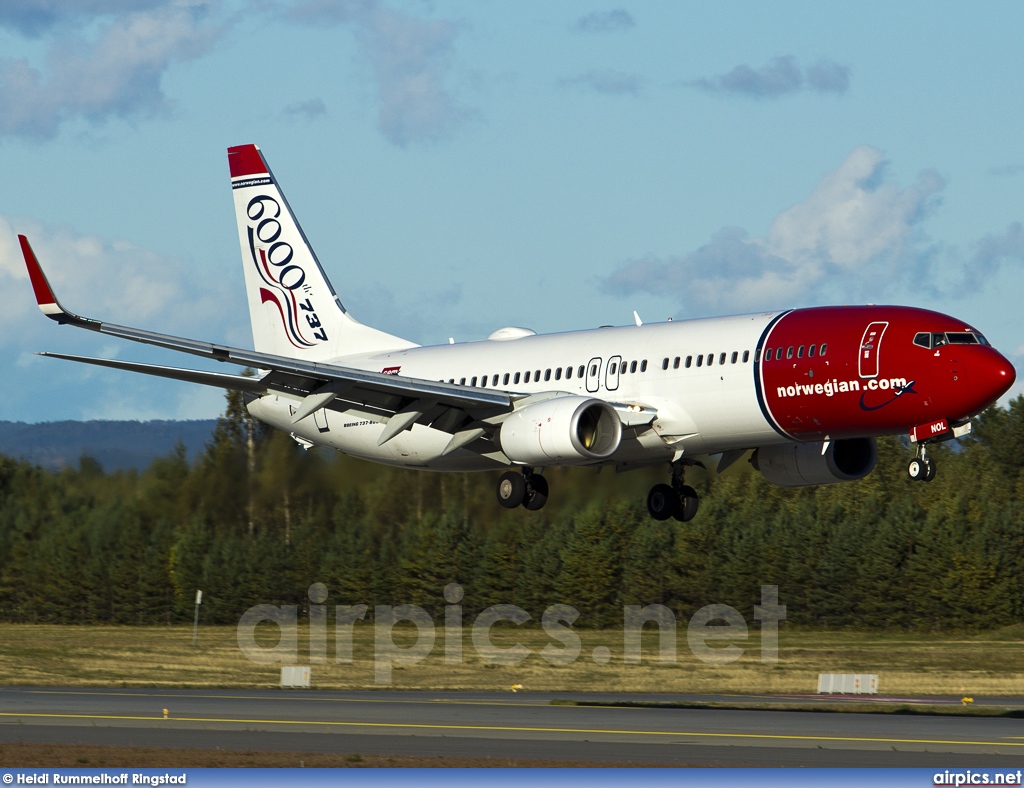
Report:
19,144,1016,520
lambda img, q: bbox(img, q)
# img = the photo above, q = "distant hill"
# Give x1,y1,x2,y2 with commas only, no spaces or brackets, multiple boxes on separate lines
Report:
0,420,218,472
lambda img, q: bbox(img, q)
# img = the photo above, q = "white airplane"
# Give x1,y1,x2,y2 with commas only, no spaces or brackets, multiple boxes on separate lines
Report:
20,144,1016,520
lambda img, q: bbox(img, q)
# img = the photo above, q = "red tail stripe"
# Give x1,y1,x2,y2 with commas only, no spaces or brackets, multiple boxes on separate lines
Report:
227,144,267,178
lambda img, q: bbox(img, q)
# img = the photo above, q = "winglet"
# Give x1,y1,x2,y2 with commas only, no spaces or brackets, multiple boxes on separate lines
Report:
19,235,81,324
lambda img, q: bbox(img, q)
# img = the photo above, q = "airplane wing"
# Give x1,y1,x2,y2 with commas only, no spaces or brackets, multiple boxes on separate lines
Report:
20,235,515,436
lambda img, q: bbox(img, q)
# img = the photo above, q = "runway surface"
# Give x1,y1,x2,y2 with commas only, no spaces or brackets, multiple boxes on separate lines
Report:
0,687,1022,767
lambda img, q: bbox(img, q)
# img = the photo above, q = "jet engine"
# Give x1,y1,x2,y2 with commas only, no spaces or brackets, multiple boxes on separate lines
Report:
753,438,877,488
498,396,622,465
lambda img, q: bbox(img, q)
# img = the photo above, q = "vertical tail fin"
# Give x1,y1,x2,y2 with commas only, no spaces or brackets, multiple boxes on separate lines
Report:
228,144,416,360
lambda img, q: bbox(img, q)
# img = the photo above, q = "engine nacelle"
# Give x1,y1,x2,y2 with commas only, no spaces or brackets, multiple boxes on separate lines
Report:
754,438,877,488
499,396,622,465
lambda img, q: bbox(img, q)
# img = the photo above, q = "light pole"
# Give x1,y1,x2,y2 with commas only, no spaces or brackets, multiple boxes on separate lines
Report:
192,590,203,646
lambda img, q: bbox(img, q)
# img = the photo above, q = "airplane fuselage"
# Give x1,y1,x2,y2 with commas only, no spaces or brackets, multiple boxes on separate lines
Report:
248,304,1014,472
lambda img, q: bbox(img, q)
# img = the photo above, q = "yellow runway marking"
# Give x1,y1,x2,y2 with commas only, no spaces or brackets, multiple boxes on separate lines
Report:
0,711,1020,749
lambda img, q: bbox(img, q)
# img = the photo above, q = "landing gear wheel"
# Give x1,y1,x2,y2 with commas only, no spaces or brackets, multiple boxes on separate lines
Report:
673,485,699,522
524,474,549,510
497,471,526,508
647,483,676,521
923,459,937,482
908,459,925,481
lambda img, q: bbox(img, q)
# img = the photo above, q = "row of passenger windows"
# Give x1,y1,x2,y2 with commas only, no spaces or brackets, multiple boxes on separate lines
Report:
661,350,751,370
448,365,588,388
442,348,754,388
763,343,827,362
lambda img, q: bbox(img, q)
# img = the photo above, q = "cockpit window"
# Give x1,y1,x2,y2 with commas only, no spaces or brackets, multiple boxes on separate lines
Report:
932,333,948,348
976,333,990,346
945,332,980,345
913,332,931,349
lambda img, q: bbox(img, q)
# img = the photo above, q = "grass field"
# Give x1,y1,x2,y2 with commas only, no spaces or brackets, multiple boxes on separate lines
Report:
0,622,1022,696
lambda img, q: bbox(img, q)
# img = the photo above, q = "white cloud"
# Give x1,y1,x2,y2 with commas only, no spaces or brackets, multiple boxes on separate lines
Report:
0,0,227,140
287,0,469,147
602,146,946,312
0,214,236,346
686,56,850,98
0,214,243,421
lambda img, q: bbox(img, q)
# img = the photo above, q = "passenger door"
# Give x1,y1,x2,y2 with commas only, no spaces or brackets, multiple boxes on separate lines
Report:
858,321,888,379
605,355,621,391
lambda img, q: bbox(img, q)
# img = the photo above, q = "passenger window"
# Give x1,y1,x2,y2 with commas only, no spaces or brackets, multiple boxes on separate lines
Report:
590,364,598,376
460,377,466,385
808,345,816,358
640,360,648,372
707,354,714,366
449,378,455,384
578,365,585,378
731,351,738,364
743,350,750,363
471,376,478,386
514,372,520,384
630,361,637,373
819,344,827,356
673,357,680,369
719,352,726,365
662,358,669,370
610,362,617,374
492,374,499,386
544,369,551,381
555,367,562,380
566,367,573,379
535,369,541,380
503,373,510,385
524,371,531,383
797,346,804,359
685,356,692,368
786,346,794,359
913,332,931,349
696,355,703,367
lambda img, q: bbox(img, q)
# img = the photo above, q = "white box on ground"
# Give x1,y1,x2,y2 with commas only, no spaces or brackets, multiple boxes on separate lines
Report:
281,666,311,688
817,673,878,694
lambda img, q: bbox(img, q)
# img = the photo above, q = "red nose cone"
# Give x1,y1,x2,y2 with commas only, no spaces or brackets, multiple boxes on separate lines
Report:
983,351,1016,405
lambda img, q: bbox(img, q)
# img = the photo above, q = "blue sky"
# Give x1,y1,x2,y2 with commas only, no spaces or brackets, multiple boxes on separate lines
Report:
1,0,1023,421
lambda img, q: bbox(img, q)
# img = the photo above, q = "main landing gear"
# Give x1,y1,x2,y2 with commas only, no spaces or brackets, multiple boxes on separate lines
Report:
907,443,937,483
647,461,699,522
496,468,549,510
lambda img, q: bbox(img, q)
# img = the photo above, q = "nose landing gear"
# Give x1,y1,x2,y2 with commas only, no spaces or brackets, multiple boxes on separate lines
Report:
908,444,937,482
496,468,548,510
647,461,699,522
